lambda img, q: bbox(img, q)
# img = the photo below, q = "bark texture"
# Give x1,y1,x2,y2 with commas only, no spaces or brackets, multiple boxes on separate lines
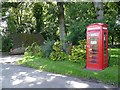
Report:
57,2,66,51
93,0,104,20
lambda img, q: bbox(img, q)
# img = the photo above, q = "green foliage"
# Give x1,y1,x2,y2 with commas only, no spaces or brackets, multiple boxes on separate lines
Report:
16,2,35,33
24,42,43,57
41,39,55,57
108,48,119,66
78,39,86,49
68,40,86,67
1,2,36,34
33,3,43,19
103,2,120,45
50,51,67,61
19,48,119,85
7,14,17,33
33,2,43,33
2,2,21,16
52,41,62,51
2,2,21,8
42,3,59,40
65,2,96,45
69,46,86,62
2,36,12,52
50,41,68,61
2,2,120,46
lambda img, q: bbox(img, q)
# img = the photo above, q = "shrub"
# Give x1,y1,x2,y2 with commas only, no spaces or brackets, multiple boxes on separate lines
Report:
78,39,86,49
68,40,86,67
24,42,43,57
2,36,13,52
24,46,32,56
52,41,62,51
49,41,68,61
50,51,67,61
69,45,86,63
41,39,55,57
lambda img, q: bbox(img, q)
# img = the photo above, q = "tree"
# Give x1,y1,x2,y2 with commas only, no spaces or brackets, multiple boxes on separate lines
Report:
57,2,66,51
103,2,120,45
92,1,120,45
2,2,35,34
2,2,119,46
65,2,96,45
33,2,43,33
2,2,21,33
42,2,59,40
7,14,17,33
93,1,104,20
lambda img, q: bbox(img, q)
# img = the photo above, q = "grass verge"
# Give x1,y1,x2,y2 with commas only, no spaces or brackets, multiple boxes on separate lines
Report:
18,48,119,86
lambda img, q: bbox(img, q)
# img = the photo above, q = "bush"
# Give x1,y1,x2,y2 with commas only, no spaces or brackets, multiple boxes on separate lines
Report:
50,51,67,61
41,39,55,57
69,45,86,62
52,41,62,52
2,36,13,52
68,40,86,67
24,42,43,57
78,39,86,49
49,41,68,61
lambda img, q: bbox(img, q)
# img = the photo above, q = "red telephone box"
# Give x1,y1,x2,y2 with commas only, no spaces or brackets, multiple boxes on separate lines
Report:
86,23,108,70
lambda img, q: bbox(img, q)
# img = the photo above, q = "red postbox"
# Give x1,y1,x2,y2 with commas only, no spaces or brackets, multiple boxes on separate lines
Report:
86,23,108,70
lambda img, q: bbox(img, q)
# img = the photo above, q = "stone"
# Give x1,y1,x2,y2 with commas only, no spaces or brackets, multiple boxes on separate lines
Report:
10,47,26,55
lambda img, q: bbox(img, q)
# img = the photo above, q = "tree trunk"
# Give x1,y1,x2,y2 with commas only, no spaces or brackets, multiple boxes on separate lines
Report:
93,0,104,20
57,2,66,51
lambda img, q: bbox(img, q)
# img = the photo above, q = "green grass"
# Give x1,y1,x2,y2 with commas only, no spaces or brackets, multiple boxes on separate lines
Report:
108,48,119,66
18,48,119,86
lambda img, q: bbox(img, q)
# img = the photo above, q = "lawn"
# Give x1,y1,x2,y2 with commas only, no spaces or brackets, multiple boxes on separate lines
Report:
18,48,119,86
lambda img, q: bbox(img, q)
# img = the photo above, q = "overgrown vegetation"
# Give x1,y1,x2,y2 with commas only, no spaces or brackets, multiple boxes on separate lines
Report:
1,2,120,52
50,41,68,61
24,42,43,57
41,39,55,57
2,36,13,52
108,48,119,66
1,2,119,86
68,40,86,64
18,41,119,86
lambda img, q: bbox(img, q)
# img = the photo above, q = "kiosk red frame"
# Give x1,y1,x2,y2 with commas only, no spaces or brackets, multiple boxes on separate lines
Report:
86,23,108,70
